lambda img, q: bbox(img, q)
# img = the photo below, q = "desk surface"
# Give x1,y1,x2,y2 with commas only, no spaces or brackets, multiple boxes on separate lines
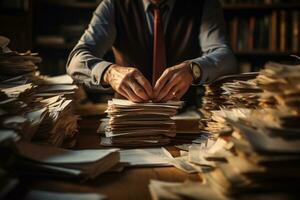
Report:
27,117,202,200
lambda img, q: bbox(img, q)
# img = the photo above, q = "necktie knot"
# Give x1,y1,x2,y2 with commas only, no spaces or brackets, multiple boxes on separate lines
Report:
149,3,168,17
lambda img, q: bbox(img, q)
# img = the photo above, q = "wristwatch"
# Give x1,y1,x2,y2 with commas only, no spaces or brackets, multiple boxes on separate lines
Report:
190,62,202,85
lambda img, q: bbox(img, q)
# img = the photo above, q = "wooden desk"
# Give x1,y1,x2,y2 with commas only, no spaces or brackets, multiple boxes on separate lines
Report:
27,117,202,200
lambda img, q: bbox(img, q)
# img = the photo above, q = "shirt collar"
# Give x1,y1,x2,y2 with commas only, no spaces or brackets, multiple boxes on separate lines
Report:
142,0,175,12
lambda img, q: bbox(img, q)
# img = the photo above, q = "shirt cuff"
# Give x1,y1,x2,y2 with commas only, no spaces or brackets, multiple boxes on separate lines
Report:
91,61,113,91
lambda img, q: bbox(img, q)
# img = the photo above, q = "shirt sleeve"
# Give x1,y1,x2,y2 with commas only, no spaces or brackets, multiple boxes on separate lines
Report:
190,0,237,85
66,0,116,91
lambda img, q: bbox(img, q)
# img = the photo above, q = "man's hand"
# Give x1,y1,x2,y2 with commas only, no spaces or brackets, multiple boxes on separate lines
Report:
153,62,194,102
103,65,153,102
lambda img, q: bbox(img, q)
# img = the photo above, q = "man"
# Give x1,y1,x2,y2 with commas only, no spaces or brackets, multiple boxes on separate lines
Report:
67,0,236,105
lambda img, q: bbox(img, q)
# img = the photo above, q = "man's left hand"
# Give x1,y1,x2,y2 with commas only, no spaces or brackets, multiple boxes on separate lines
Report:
153,62,194,102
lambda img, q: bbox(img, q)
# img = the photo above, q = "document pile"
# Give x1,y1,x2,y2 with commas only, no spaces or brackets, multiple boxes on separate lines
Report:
148,136,231,200
149,62,300,200
203,63,300,199
171,110,202,135
31,95,79,147
200,73,260,134
257,61,300,109
0,36,79,147
1,131,120,182
16,141,120,180
193,108,300,199
98,99,183,147
0,37,41,82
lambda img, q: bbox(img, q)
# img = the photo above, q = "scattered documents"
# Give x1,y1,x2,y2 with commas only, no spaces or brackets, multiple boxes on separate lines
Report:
149,180,228,200
119,148,173,167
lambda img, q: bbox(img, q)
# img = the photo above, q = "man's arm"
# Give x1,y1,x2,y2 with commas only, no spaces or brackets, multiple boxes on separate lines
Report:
154,0,237,102
66,0,153,102
66,0,116,91
191,0,237,84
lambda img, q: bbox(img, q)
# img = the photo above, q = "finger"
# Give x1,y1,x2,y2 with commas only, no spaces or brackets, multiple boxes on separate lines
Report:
155,74,182,102
118,87,131,101
160,84,180,102
123,85,144,103
128,79,149,101
135,74,153,99
154,69,173,97
172,83,190,101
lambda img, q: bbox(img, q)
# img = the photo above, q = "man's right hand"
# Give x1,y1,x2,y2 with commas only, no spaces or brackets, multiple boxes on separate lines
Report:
103,65,153,102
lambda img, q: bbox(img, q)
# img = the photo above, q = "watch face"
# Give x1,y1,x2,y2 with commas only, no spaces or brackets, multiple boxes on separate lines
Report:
192,64,201,79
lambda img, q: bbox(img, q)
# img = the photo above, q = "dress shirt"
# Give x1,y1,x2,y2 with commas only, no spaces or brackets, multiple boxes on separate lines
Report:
66,0,237,91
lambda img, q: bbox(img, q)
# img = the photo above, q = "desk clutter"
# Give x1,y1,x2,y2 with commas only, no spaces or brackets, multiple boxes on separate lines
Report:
149,62,300,200
1,34,300,200
0,36,79,148
0,36,83,199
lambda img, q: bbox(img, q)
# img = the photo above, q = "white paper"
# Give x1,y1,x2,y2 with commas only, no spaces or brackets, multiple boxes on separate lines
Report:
120,148,173,166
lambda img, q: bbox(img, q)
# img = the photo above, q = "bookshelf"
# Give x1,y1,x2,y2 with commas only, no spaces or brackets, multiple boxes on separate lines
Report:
221,0,300,72
223,4,300,11
0,0,33,52
43,0,98,9
32,0,100,75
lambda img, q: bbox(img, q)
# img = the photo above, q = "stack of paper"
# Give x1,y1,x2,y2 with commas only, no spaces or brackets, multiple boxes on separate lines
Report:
257,62,300,109
0,36,79,148
0,83,79,147
171,110,202,134
202,73,259,111
0,83,37,103
150,110,300,200
0,36,41,82
200,72,260,134
0,133,119,181
98,99,183,147
0,51,41,81
197,108,300,199
0,85,34,137
29,95,79,147
15,140,120,180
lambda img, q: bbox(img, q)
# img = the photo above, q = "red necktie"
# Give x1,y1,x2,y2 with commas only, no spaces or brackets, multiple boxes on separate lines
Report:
152,7,167,87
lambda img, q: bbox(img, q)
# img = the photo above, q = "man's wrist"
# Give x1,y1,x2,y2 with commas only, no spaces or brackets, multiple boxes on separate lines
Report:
183,61,193,77
102,64,115,86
